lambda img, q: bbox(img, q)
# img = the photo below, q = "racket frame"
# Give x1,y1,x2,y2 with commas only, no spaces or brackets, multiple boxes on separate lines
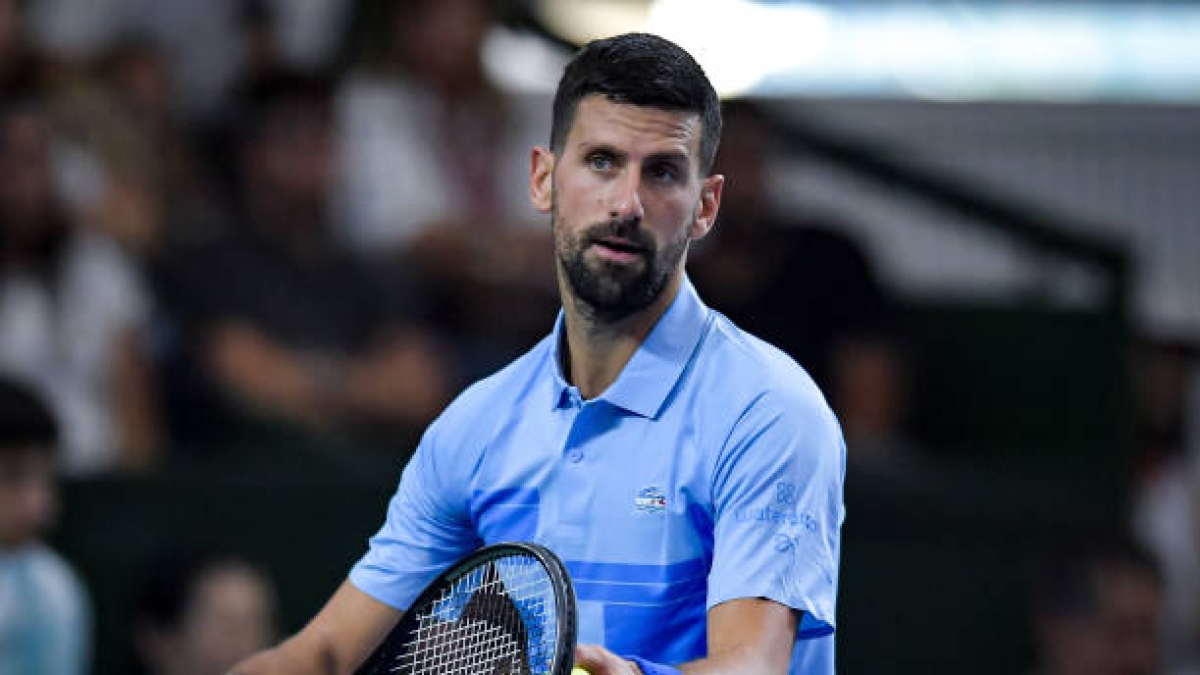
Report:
355,542,578,675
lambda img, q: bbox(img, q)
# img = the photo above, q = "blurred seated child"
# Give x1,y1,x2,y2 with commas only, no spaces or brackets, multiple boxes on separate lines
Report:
0,376,91,674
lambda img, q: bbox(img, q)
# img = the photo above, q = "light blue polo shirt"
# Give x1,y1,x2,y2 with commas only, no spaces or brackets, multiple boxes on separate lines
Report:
351,278,845,673
0,545,90,675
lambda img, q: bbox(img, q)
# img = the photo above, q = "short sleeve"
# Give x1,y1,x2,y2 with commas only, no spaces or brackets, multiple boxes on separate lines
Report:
707,388,846,636
348,416,481,609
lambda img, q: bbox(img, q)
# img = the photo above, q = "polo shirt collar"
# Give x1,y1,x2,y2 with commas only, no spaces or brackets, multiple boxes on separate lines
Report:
550,277,711,418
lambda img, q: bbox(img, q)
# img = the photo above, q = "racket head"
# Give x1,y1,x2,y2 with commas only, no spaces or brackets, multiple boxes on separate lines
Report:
356,542,577,675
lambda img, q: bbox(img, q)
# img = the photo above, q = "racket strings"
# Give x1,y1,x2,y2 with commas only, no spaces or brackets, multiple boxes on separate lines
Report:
391,554,560,674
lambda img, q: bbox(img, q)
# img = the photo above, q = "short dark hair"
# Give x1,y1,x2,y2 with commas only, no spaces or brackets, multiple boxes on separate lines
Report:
132,550,273,673
550,33,722,173
135,550,273,633
0,377,58,455
137,551,235,629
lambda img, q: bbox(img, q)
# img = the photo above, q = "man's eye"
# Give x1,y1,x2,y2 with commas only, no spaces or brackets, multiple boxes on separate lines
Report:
649,163,679,182
588,154,613,171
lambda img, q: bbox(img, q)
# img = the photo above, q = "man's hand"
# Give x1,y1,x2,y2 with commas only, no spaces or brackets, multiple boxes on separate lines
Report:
575,599,797,675
575,644,642,675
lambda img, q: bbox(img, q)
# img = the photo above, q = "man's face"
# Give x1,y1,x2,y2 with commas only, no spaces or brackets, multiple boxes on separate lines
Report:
0,447,57,549
530,95,722,321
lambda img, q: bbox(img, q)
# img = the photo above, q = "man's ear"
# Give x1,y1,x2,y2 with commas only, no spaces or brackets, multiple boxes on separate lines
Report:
690,173,724,240
530,146,555,213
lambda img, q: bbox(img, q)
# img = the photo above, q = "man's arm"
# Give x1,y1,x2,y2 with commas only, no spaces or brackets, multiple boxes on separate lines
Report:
574,598,797,675
231,580,401,675
685,598,798,674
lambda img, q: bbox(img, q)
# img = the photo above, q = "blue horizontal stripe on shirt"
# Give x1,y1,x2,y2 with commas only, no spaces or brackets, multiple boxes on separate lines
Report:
567,559,708,605
575,578,707,604
471,488,540,510
470,489,541,540
567,559,707,584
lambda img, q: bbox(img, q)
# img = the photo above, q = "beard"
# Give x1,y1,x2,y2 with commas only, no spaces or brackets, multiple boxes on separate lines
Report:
553,207,690,323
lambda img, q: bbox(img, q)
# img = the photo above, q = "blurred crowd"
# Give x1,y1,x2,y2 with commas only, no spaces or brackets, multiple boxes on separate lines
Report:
0,0,921,671
0,0,555,476
2,0,1199,673
0,0,915,478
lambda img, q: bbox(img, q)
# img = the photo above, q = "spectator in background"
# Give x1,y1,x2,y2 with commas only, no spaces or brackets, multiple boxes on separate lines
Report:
133,550,277,675
334,0,558,371
42,33,228,261
30,0,351,120
236,1,286,90
155,71,454,459
334,0,548,251
0,93,161,474
1130,337,1200,674
1029,537,1164,675
690,102,917,472
1131,338,1195,476
0,0,43,93
0,377,91,674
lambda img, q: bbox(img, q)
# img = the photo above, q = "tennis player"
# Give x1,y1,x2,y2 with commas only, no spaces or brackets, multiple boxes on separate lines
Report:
232,32,844,675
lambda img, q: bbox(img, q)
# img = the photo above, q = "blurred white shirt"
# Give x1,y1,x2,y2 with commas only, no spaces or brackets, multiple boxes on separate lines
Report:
0,232,150,475
333,73,550,254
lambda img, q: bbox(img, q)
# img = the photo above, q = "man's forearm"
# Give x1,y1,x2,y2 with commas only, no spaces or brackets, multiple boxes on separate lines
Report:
578,642,787,675
229,632,341,675
676,644,783,675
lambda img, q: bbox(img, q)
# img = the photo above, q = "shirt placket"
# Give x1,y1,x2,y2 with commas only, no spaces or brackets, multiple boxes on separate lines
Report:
551,389,603,556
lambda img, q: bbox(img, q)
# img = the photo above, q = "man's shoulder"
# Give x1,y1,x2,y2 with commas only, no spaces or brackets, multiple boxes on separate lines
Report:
699,311,828,408
696,315,846,494
435,334,556,427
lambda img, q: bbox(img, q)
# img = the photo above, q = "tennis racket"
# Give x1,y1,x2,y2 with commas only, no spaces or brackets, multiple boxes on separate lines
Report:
355,542,587,675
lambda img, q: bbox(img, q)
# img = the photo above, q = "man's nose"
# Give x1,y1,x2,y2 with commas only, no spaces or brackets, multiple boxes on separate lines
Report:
608,171,644,222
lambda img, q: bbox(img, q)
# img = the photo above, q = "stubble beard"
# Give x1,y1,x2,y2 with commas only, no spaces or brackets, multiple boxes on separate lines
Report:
552,202,689,324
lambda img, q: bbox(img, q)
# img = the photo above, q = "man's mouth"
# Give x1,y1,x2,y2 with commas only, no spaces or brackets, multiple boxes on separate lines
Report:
591,237,645,264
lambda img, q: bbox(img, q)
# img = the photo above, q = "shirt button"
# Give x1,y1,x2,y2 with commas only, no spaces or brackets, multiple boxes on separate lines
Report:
567,449,583,463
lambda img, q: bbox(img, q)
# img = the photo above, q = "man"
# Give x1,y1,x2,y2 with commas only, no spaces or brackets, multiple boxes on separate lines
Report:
155,71,452,457
0,95,161,473
0,377,91,674
233,33,844,674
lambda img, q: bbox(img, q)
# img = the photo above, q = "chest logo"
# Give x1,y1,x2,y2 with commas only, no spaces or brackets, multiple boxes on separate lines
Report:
635,486,668,514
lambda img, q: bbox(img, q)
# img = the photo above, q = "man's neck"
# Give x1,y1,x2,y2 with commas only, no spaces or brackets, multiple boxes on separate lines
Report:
560,273,682,400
